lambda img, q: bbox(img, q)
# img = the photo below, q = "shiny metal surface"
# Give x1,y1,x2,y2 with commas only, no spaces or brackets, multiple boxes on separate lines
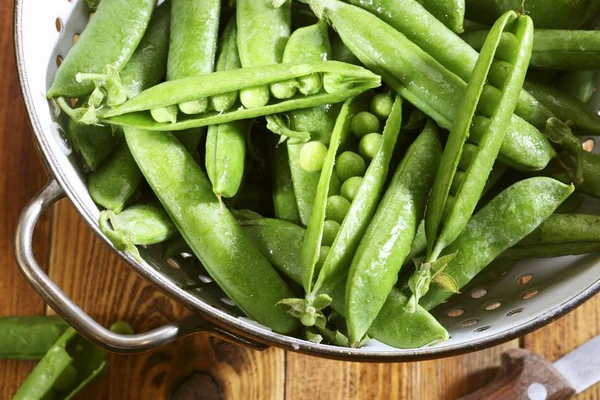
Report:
12,0,600,360
553,335,600,394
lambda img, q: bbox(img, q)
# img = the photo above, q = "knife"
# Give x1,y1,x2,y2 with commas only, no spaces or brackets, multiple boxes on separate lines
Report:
461,335,600,400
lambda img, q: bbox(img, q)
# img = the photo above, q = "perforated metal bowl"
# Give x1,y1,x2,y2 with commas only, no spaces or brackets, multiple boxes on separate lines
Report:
13,0,600,361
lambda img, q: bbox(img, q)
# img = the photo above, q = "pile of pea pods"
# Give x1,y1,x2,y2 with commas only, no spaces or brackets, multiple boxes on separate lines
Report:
40,0,600,354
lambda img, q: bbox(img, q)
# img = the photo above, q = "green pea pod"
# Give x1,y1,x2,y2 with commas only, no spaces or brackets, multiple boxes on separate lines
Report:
272,140,302,224
345,120,441,346
13,328,107,400
0,316,68,360
418,177,574,311
237,217,448,349
99,201,177,260
522,81,600,136
124,127,300,333
416,0,464,33
67,110,122,172
314,0,555,171
210,17,242,113
310,96,404,302
85,62,380,130
552,151,600,198
280,20,338,225
206,121,247,199
300,96,361,293
464,0,600,30
557,70,597,104
166,0,220,114
426,12,534,261
237,0,291,108
47,0,155,98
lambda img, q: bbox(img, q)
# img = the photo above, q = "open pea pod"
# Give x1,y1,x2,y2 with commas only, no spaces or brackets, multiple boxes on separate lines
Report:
75,62,380,130
425,12,534,262
13,328,107,400
0,316,68,360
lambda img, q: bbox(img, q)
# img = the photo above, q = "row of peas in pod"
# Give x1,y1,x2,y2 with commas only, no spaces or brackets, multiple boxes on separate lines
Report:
40,0,600,355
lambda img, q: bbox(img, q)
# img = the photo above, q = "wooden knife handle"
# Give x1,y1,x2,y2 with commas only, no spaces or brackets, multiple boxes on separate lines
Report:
460,348,576,400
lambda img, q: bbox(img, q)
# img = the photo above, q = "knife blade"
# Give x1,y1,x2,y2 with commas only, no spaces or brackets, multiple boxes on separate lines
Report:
461,335,600,400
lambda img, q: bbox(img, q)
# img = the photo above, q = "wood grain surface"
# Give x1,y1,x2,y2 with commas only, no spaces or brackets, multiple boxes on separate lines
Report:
1,1,599,399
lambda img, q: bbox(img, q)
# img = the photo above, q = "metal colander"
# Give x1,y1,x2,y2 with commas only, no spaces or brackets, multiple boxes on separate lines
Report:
13,0,600,361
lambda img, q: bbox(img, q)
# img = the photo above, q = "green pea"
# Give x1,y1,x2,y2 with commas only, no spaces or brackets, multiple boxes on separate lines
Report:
240,86,270,108
300,141,328,172
341,176,363,202
316,246,331,271
271,79,298,99
179,99,208,115
150,105,178,124
53,364,78,392
351,111,380,138
359,132,383,161
335,151,366,181
109,321,135,335
322,220,341,246
298,73,323,95
329,170,342,196
326,195,351,223
370,93,394,119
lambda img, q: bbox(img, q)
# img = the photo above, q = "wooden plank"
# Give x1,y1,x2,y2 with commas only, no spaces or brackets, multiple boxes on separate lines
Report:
46,200,285,399
285,340,517,400
0,0,54,397
523,296,600,399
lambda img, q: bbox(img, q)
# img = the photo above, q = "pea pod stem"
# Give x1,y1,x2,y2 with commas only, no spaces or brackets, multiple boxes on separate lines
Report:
426,12,534,262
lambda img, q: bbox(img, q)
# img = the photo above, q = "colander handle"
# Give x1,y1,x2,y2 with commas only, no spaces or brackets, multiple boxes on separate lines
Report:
14,180,268,354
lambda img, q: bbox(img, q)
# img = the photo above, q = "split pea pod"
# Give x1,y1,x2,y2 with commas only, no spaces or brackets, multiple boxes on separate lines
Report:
0,316,68,360
237,0,291,108
426,12,534,261
124,127,300,333
282,20,338,225
206,18,246,199
89,62,381,131
557,71,597,104
309,95,404,304
501,214,600,259
345,120,441,346
417,178,574,311
314,0,555,171
237,217,448,349
415,0,464,33
13,327,108,400
47,0,155,98
462,29,600,71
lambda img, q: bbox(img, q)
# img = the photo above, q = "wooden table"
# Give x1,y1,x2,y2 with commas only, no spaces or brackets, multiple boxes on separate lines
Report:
1,3,599,399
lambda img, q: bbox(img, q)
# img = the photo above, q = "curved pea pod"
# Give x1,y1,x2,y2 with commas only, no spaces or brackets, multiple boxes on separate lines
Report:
67,112,122,172
206,121,247,199
13,328,107,400
345,120,441,346
556,71,597,105
99,201,177,261
238,217,448,349
552,151,600,198
315,0,555,171
0,316,68,360
416,0,464,33
501,214,600,259
90,62,380,130
417,177,574,311
426,12,534,261
464,0,600,30
124,127,300,333
522,81,600,136
47,0,155,98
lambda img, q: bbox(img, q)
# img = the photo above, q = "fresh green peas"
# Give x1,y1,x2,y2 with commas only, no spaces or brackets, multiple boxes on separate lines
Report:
300,141,329,172
150,105,178,124
326,195,351,223
322,220,341,246
329,171,343,196
351,111,380,138
359,133,383,161
317,245,331,270
370,93,394,119
298,73,323,95
271,79,299,99
335,151,366,181
240,86,271,109
340,176,363,202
